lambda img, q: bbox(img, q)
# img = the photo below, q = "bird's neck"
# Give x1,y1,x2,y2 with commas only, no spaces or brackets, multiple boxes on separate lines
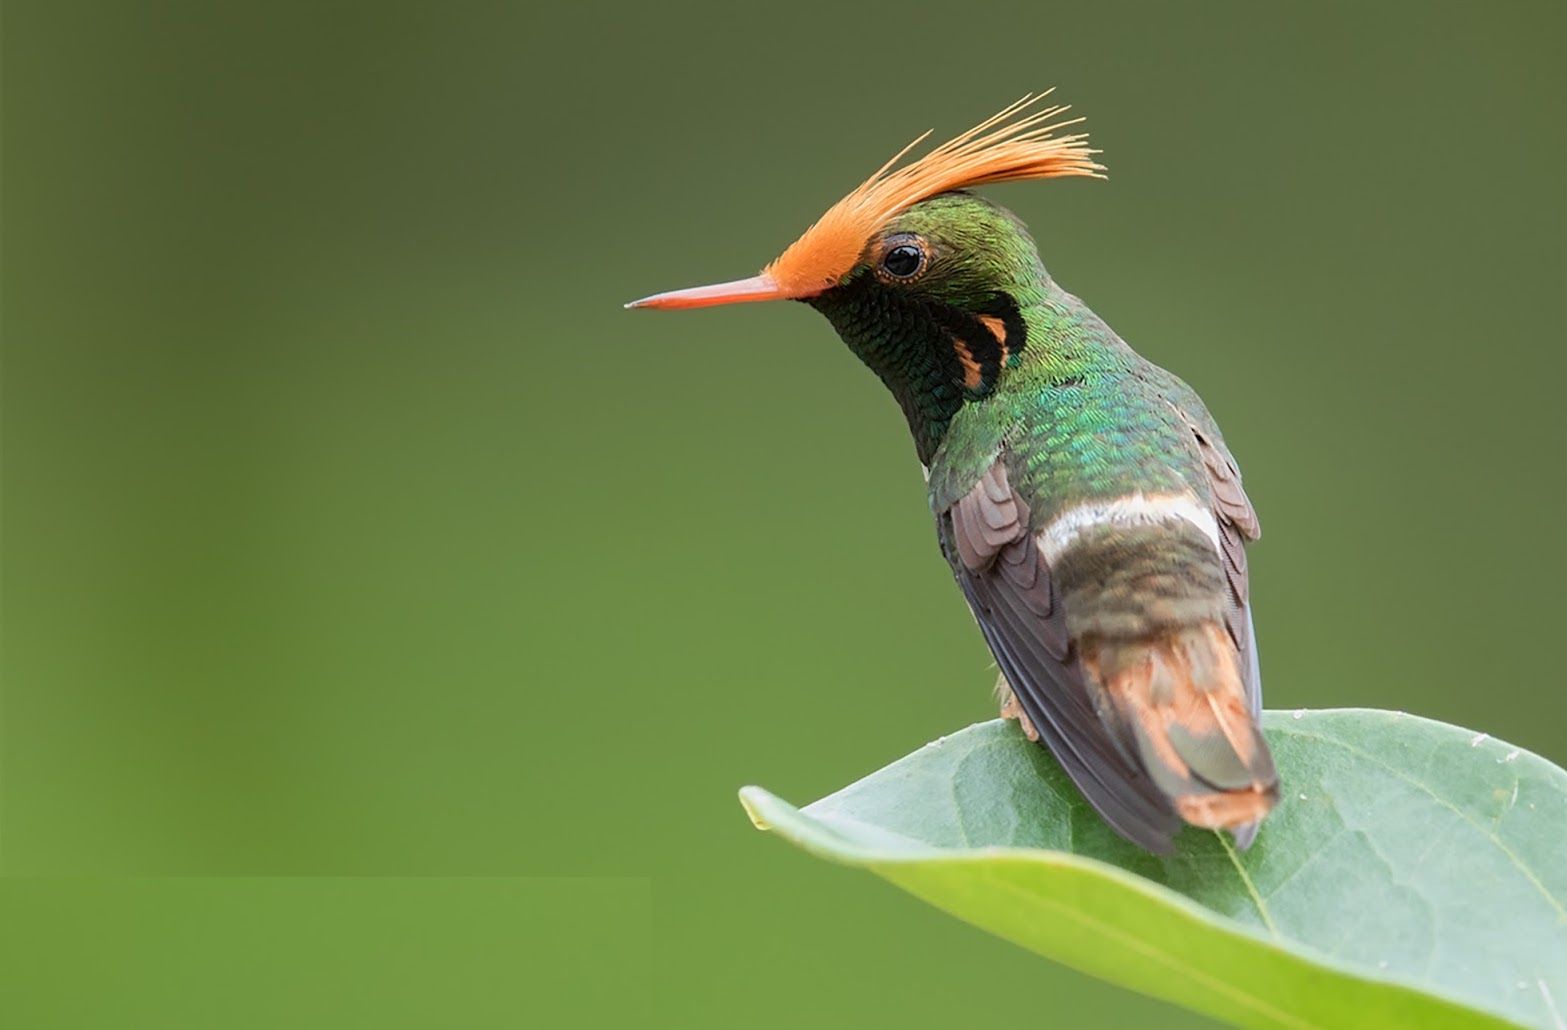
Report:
807,282,970,464
808,278,1125,465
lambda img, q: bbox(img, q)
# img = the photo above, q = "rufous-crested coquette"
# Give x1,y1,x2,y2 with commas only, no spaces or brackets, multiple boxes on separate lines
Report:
628,94,1279,853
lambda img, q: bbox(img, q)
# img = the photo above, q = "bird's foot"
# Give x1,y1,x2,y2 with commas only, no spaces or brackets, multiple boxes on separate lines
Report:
996,676,1040,742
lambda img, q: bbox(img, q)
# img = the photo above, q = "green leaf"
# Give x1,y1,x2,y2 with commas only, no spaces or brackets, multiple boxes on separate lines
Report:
740,709,1567,1029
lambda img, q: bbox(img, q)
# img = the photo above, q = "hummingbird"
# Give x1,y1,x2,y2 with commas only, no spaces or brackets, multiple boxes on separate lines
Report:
628,94,1278,853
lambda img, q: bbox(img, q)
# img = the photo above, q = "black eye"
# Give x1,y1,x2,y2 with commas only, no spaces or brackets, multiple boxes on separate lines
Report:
881,240,925,279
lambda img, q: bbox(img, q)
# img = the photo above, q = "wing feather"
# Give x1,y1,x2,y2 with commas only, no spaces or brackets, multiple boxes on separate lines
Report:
1173,405,1267,845
1172,407,1263,716
947,464,1183,853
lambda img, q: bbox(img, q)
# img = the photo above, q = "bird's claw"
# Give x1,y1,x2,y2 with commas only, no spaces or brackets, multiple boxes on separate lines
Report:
998,679,1040,742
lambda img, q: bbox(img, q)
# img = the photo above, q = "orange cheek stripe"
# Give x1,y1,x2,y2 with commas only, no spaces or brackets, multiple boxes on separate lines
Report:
952,337,984,390
977,314,1011,366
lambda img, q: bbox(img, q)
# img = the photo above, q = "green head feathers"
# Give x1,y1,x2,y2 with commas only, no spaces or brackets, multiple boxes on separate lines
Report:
626,94,1104,460
807,192,1051,460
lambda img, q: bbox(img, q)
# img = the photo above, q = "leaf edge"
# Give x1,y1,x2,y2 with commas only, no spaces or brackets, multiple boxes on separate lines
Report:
738,705,1558,1030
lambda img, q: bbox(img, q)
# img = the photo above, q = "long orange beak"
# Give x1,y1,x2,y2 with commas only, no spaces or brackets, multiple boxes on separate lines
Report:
624,274,798,311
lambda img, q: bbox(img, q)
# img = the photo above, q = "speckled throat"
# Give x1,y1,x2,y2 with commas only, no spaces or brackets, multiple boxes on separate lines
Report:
807,279,1026,465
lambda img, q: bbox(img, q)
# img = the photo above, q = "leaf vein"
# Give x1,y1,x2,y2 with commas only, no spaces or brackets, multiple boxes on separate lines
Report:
1275,728,1566,921
1216,830,1281,938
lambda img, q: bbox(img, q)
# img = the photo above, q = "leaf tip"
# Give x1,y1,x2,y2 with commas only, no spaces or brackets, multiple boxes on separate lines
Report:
738,786,774,831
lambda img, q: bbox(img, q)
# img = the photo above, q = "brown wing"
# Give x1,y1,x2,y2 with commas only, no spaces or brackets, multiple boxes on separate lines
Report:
943,462,1184,853
1178,411,1263,719
1176,413,1268,847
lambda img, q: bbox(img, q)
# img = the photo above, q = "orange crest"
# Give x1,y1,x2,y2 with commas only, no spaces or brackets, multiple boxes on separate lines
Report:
764,92,1104,296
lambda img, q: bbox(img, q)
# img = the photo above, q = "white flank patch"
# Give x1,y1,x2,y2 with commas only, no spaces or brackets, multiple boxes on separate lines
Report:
1036,491,1220,564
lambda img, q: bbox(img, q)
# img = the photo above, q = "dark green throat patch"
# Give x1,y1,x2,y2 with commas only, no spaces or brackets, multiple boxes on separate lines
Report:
807,280,1026,464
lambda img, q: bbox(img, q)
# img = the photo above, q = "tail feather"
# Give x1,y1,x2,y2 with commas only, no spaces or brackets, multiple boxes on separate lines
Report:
1084,622,1277,841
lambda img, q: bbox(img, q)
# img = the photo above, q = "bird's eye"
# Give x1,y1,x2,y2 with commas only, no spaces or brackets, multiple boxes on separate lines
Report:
879,237,926,280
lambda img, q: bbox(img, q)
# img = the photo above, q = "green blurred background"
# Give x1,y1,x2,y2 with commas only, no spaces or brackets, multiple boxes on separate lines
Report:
4,1,1563,1026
